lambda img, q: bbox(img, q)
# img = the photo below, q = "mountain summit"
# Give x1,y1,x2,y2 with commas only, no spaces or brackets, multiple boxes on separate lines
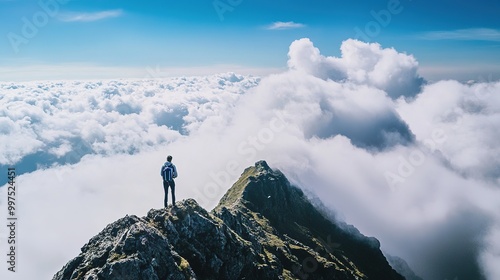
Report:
53,161,404,280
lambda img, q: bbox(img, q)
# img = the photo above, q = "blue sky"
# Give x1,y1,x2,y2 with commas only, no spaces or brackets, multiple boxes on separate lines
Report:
1,0,499,81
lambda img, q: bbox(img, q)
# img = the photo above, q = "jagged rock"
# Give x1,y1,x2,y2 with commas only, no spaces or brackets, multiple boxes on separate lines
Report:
52,214,196,280
54,161,404,280
214,160,403,280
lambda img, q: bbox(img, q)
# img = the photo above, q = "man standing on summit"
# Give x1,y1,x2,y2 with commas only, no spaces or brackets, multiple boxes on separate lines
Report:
161,155,178,207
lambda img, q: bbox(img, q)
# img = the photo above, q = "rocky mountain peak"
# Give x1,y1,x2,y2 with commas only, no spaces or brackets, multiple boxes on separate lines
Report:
53,161,405,280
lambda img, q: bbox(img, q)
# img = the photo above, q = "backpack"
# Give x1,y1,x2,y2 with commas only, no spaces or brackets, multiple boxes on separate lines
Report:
162,164,174,182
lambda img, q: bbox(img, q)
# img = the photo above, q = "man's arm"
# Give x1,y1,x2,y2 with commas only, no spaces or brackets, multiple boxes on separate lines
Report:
173,165,178,178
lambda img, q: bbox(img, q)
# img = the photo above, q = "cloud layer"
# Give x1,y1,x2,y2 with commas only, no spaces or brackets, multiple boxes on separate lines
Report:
1,39,499,280
0,73,259,184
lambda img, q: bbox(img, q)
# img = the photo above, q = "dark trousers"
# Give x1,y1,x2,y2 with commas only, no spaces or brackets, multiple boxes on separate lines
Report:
163,180,176,207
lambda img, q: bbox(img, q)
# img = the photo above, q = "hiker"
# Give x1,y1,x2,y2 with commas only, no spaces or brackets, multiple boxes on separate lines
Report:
160,155,178,207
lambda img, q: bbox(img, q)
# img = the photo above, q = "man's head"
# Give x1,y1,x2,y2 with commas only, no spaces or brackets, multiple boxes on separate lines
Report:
167,155,173,162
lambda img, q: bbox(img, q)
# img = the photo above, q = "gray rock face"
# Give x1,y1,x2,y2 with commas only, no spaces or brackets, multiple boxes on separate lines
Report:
53,161,404,280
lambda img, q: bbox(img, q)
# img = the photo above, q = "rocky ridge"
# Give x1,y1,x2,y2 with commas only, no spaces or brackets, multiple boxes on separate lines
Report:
53,161,404,280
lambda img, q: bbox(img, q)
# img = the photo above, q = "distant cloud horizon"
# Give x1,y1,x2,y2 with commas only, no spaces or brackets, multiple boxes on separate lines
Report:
0,64,284,82
2,37,498,83
1,0,498,82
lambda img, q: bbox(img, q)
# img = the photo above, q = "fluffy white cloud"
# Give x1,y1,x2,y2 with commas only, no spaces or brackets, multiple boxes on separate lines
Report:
397,80,500,182
1,38,499,280
240,70,414,150
288,38,424,99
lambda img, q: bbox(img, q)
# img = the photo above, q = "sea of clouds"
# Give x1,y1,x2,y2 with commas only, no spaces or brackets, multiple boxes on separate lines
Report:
1,38,499,280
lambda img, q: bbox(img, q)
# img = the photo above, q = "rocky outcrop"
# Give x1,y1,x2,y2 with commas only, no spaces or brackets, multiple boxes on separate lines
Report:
213,160,403,280
53,161,404,280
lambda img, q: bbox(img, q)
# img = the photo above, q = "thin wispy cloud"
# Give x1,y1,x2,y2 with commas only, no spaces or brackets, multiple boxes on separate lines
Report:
59,9,124,23
266,21,305,30
419,28,500,42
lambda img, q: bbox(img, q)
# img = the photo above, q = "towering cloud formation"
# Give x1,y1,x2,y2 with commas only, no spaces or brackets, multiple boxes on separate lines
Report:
1,39,499,280
288,38,425,99
240,69,414,150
